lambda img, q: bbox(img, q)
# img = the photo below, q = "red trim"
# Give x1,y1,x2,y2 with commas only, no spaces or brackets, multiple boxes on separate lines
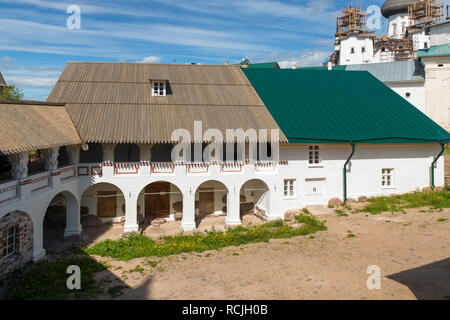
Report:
114,163,140,175
221,164,243,173
187,163,209,174
91,166,102,176
151,163,175,174
77,166,89,176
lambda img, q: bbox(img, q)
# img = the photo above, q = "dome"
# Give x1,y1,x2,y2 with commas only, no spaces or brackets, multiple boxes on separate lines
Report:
381,0,416,18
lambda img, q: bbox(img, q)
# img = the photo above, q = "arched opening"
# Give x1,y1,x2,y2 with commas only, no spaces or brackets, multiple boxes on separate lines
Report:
28,149,45,175
80,143,103,163
57,146,70,168
43,191,79,254
0,153,12,182
78,183,126,243
138,181,183,227
151,143,174,162
114,143,140,162
239,179,270,220
195,180,228,228
80,183,126,221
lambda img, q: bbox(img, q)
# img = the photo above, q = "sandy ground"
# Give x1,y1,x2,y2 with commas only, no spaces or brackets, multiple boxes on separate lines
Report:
86,206,450,300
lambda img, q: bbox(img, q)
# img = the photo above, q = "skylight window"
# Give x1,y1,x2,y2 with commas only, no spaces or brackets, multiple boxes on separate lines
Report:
152,81,166,96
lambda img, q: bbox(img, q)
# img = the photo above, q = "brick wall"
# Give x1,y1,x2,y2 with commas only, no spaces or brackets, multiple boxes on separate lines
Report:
0,211,33,277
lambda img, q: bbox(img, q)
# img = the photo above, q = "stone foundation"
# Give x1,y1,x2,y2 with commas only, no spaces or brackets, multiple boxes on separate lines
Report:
0,211,33,277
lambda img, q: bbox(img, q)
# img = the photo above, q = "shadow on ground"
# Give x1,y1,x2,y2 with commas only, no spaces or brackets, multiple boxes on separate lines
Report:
387,258,450,300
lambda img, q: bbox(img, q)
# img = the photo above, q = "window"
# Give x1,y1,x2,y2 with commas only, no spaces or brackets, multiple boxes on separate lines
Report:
2,225,16,259
152,81,166,96
362,47,366,53
350,47,355,54
424,42,428,49
382,169,394,188
405,92,411,98
438,64,444,67
284,179,296,198
381,47,386,52
309,145,320,165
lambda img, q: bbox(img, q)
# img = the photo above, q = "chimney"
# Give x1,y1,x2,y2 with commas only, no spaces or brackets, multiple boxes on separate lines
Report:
291,62,297,70
327,61,332,71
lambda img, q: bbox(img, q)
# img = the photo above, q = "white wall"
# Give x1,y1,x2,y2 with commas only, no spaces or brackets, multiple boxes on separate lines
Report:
0,142,445,262
387,82,426,114
429,22,450,46
388,14,410,39
339,36,374,65
423,56,450,130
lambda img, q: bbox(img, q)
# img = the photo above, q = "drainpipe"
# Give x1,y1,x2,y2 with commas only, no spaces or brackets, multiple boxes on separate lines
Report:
343,142,356,202
431,142,445,189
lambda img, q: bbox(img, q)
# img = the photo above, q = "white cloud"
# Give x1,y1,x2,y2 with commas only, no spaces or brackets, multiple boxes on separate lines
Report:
278,50,331,69
5,75,57,88
138,56,162,63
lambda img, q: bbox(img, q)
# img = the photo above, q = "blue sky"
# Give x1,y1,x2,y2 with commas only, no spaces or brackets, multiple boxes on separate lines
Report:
0,0,448,100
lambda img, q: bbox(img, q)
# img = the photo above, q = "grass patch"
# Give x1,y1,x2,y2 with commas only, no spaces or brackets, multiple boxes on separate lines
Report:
347,230,356,238
360,186,450,215
335,209,349,217
107,285,127,298
85,214,327,261
1,255,107,300
437,218,448,222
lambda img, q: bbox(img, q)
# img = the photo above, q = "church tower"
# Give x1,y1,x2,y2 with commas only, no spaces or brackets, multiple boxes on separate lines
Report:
381,0,416,39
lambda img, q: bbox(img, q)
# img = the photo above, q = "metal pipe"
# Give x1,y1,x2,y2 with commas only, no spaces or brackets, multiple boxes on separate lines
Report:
343,142,356,202
431,142,445,188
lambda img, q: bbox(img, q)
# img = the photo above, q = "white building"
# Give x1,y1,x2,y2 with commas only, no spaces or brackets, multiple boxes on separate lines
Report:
0,63,448,276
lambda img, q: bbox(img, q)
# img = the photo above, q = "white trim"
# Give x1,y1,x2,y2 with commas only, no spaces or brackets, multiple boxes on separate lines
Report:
283,179,297,199
152,81,167,96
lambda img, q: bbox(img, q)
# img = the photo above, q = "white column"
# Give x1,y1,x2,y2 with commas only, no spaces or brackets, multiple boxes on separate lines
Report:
102,143,117,162
124,191,139,233
226,186,241,226
66,145,80,165
8,152,29,180
64,195,82,237
43,148,59,171
181,191,196,231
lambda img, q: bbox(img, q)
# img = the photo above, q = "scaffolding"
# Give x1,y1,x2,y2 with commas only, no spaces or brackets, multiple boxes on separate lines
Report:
393,38,415,61
336,2,368,37
408,0,444,28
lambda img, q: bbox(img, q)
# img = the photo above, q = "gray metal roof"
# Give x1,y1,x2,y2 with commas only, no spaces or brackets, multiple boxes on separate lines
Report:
345,60,425,83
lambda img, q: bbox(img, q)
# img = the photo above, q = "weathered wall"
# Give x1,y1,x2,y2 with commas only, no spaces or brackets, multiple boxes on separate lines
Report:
423,56,450,130
0,211,33,277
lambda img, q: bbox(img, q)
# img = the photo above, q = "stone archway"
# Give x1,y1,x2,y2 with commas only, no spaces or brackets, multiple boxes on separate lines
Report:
43,191,80,254
194,180,229,229
138,181,183,227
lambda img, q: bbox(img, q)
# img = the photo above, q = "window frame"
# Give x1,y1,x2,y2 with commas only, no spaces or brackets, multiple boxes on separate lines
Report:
381,168,394,188
283,179,297,199
2,225,17,259
152,80,167,97
308,145,321,166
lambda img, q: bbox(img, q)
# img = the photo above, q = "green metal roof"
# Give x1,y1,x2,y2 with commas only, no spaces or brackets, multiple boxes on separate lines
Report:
245,62,280,69
243,68,450,144
417,43,450,58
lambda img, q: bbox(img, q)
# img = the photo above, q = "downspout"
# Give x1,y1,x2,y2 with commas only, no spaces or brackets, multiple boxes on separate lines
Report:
343,142,356,202
431,142,445,189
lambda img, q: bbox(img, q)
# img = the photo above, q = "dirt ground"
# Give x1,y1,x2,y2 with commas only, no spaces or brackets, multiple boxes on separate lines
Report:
87,206,450,300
